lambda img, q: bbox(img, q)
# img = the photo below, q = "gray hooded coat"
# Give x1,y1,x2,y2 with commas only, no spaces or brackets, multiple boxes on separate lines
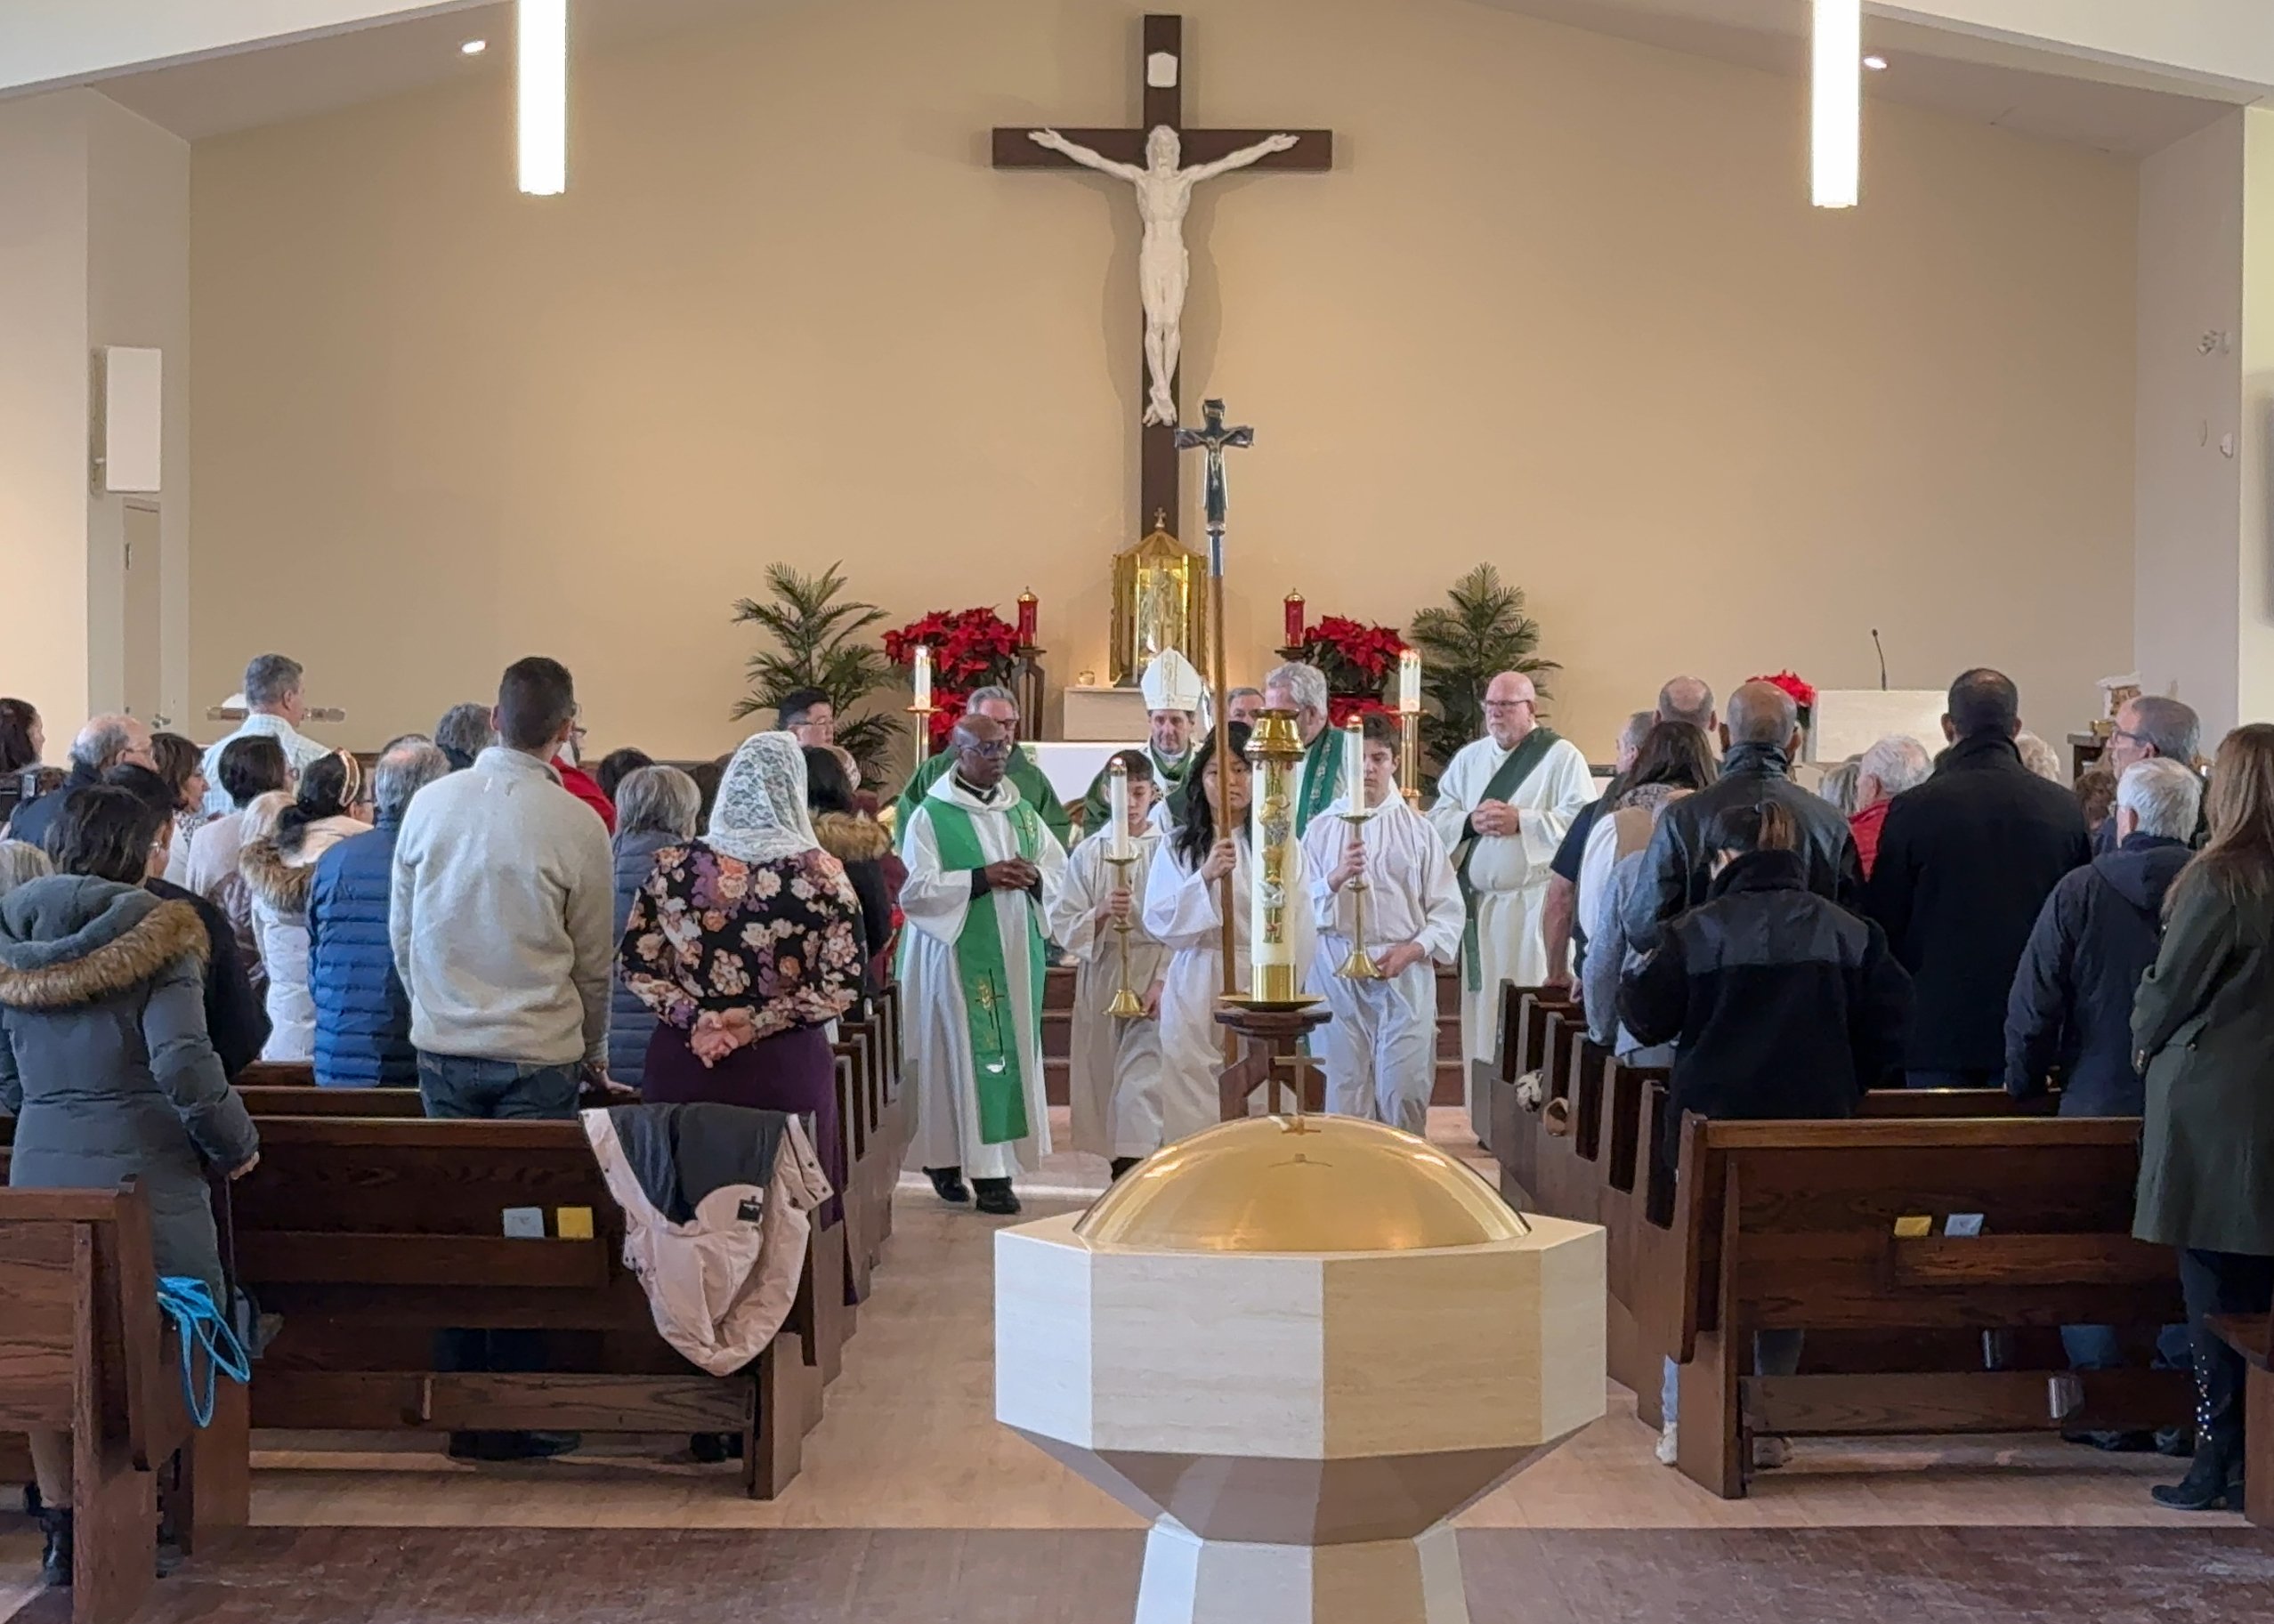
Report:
0,875,261,1293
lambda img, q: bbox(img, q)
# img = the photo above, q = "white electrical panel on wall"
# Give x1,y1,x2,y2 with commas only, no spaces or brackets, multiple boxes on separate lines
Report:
101,346,163,494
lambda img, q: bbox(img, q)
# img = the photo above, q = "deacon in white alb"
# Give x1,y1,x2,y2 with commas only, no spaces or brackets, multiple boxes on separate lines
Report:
898,714,1066,1216
1303,715,1463,1137
1143,723,1316,1145
1047,751,1169,1177
1428,671,1595,1090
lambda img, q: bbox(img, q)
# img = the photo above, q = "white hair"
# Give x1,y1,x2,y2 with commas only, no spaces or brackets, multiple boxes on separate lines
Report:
1263,662,1330,717
2015,731,2067,784
1859,735,1931,800
966,684,1018,717
2117,757,2203,842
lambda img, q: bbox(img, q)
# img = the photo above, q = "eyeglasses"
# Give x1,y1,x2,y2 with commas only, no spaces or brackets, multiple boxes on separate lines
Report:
1482,699,1534,713
961,740,1012,759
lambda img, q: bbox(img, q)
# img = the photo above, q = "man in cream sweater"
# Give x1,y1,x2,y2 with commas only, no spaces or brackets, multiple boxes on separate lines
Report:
391,655,616,1121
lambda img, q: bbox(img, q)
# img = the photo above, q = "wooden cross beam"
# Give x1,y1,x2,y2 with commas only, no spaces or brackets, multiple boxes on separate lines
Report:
991,13,1332,544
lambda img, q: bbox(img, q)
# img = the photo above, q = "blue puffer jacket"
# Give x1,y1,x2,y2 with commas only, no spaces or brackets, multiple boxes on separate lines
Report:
305,818,415,1087
611,829,680,1088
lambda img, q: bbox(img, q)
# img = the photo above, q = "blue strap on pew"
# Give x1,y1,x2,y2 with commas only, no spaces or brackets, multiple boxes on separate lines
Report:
156,1276,252,1428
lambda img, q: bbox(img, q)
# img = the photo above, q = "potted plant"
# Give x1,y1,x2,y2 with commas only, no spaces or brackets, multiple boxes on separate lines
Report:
1290,614,1408,723
1406,565,1558,776
731,562,901,786
881,607,1021,751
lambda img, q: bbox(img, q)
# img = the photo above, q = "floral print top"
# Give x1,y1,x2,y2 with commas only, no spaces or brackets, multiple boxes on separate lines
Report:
619,841,862,1039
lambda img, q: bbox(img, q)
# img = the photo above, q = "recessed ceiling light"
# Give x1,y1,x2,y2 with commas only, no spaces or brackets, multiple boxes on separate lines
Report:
461,38,488,55
1862,53,1889,71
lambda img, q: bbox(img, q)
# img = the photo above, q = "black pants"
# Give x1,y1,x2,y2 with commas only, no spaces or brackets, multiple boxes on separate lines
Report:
2180,1248,2274,1461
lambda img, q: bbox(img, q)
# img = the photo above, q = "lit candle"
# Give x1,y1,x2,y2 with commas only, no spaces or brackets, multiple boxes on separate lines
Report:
1108,758,1132,862
1343,718,1367,815
1283,591,1306,649
1398,649,1422,716
1016,589,1039,646
911,644,933,710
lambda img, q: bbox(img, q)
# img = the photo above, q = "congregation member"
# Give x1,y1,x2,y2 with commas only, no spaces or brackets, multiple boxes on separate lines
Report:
6,714,154,850
307,739,451,1087
0,699,41,829
894,685,1073,852
242,752,368,1062
434,701,497,772
181,736,291,898
1542,708,1655,991
393,657,617,1119
1048,750,1169,1176
148,731,212,876
1621,799,1911,1469
199,653,331,813
0,787,262,1581
1847,734,1931,880
2100,694,2203,852
2017,731,2068,784
607,764,703,1089
2076,769,2118,844
214,793,288,1004
553,712,615,832
1815,758,1862,817
2005,755,2201,1437
1304,715,1462,1137
806,746,895,987
778,687,837,747
1865,669,2091,1089
0,840,50,898
1624,680,1861,951
1428,670,1593,1085
1576,721,1718,1062
1259,662,1342,840
1145,726,1317,1143
594,747,652,804
619,733,863,1212
1225,686,1266,726
104,764,271,1078
1656,674,1719,735
691,754,729,826
2132,723,2274,1510
899,713,1064,1215
1080,649,1203,831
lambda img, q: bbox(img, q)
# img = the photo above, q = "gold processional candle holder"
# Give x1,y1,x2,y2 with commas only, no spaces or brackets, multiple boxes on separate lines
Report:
1227,708,1318,1009
1336,799,1384,982
1102,757,1147,1020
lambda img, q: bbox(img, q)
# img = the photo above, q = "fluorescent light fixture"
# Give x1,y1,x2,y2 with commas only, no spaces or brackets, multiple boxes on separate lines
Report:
1812,0,1861,208
1862,53,1889,71
461,37,488,55
518,0,566,196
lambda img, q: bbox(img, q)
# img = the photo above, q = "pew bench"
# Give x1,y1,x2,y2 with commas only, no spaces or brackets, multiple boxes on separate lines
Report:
2207,1313,2274,1527
0,1181,248,1624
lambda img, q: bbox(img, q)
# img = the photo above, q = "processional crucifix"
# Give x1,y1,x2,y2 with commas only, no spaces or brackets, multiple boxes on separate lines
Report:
991,14,1331,539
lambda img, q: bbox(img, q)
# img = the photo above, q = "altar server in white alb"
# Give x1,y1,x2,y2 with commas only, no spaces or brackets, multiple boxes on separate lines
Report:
898,713,1066,1216
1047,750,1169,1180
1304,715,1464,1137
1143,723,1316,1145
1427,671,1595,1088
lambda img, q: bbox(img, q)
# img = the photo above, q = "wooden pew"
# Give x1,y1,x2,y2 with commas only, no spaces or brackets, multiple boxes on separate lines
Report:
1658,1113,2186,1496
2209,1311,2274,1526
1487,985,1577,1209
0,1181,248,1624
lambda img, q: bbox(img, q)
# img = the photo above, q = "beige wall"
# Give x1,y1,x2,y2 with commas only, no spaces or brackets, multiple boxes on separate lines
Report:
189,0,2137,765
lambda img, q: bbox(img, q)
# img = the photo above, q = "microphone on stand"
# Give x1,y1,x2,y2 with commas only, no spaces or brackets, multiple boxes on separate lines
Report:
1871,629,1889,691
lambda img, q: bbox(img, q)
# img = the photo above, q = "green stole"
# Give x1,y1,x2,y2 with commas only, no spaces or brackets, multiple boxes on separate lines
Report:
1453,728,1565,991
924,791,1045,1144
1293,727,1342,840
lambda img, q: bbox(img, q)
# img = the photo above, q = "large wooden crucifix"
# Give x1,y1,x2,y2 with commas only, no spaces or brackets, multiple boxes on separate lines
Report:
991,14,1331,543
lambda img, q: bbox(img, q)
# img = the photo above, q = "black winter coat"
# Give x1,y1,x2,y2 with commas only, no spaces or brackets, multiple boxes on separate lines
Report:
147,877,269,1079
4,762,101,852
1865,733,2092,1074
2003,834,2189,1116
1621,849,1911,1168
1622,743,1864,952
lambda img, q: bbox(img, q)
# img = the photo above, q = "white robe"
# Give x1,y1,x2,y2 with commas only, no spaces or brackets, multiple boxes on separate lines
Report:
1425,732,1595,1091
1045,828,1169,1159
1141,836,1318,1146
1303,797,1464,1136
898,772,1067,1180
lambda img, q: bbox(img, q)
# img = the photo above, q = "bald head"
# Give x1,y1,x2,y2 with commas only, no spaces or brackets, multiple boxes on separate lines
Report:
1725,681,1800,751
1657,676,1716,733
1483,671,1539,749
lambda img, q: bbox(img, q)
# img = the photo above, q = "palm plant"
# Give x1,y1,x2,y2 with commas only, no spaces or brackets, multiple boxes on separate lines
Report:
732,562,901,785
1407,564,1559,775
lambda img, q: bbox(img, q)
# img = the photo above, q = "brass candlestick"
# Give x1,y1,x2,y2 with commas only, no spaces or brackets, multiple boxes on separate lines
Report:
1336,804,1384,982
1103,850,1145,1019
1398,725,1423,811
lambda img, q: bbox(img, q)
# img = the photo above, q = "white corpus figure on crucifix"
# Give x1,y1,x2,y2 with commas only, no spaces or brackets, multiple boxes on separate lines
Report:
1028,124,1299,426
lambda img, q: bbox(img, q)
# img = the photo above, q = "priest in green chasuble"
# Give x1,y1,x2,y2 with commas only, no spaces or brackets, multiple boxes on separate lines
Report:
1263,660,1345,840
1079,648,1205,832
898,714,1067,1216
894,684,1073,852
1427,671,1595,1094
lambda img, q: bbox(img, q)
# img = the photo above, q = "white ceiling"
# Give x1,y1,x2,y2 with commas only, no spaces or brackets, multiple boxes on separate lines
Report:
94,0,2254,154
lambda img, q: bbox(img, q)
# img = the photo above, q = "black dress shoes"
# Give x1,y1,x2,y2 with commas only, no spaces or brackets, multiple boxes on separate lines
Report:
1110,1156,1142,1181
2151,1442,2243,1511
973,1178,1023,1216
926,1167,972,1205
39,1507,71,1588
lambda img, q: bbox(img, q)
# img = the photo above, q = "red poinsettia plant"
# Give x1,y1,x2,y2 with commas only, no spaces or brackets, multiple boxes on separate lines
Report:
1295,615,1406,713
1748,669,1818,721
1327,694,1394,727
884,607,1021,747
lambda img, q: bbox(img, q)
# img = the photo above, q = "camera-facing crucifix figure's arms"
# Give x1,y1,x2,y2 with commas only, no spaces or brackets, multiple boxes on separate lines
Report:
1181,131,1300,182
1026,127,1144,181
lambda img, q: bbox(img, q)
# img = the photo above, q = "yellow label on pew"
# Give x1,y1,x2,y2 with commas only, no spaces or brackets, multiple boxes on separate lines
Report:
1892,1215,1933,1239
556,1207,595,1240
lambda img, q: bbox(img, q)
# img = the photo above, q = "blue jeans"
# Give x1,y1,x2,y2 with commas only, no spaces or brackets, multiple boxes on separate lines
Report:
1663,1330,1805,1427
416,1053,581,1121
2061,1321,2191,1372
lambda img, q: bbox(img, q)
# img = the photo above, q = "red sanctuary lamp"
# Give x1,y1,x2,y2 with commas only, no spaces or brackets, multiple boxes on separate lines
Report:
1283,591,1306,654
1016,589,1040,647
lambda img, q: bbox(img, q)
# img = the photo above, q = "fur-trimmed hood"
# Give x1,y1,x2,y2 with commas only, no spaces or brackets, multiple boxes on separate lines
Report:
0,877,209,1011
238,836,316,917
813,811,890,865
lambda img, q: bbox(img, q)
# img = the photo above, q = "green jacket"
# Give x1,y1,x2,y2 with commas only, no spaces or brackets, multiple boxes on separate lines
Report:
2132,877,2274,1254
894,747,1072,852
